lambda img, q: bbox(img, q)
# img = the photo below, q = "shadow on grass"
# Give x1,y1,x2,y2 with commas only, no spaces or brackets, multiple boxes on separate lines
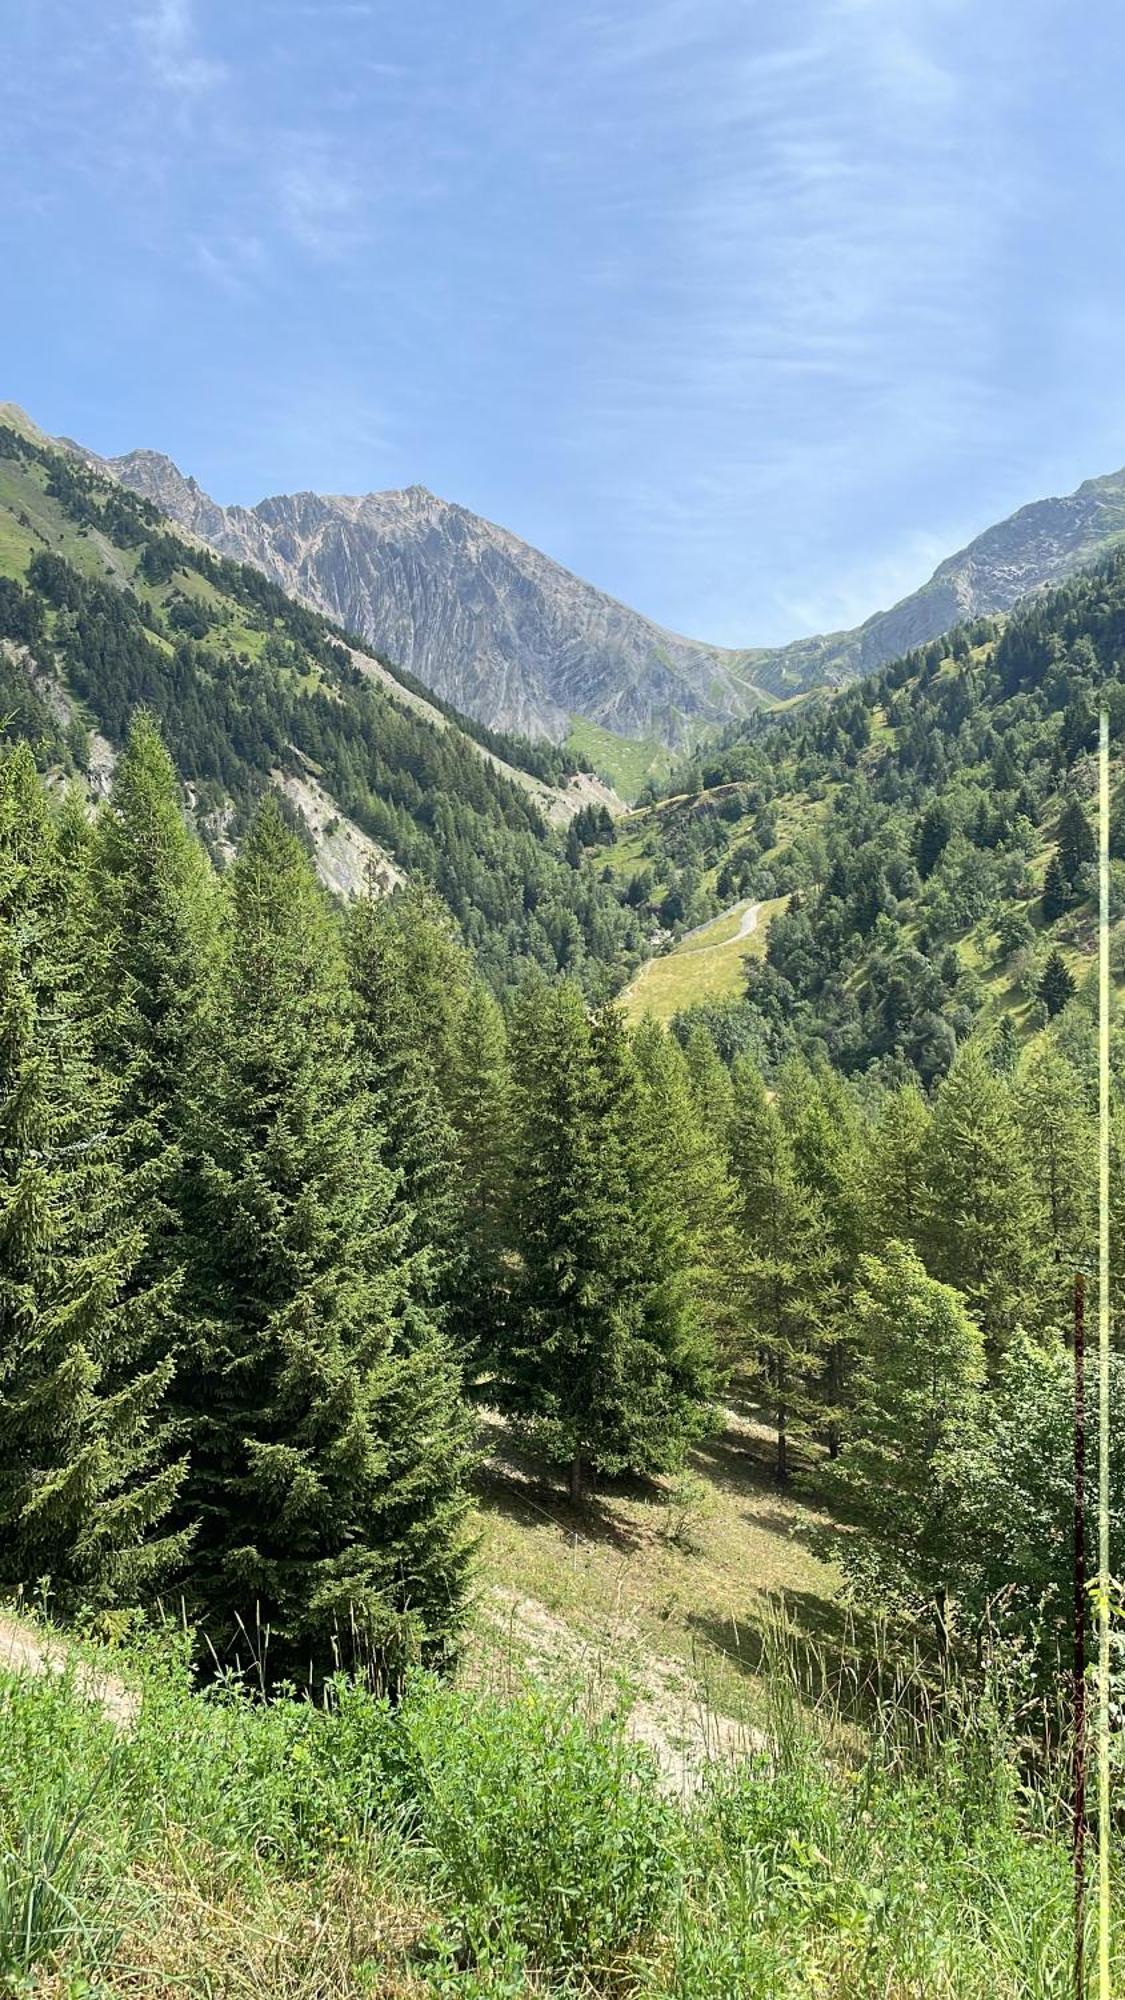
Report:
473,1416,647,1555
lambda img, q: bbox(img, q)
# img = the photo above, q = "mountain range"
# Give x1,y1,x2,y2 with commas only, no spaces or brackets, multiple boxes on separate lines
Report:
45,412,1125,752
8,403,1125,755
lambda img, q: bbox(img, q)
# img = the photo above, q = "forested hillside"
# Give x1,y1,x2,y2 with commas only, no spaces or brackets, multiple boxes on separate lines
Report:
2,634,1124,1988
0,421,645,995
609,549,1125,1080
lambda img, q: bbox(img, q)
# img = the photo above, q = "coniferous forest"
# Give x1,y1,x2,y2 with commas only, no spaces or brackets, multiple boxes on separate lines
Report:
0,425,1123,1994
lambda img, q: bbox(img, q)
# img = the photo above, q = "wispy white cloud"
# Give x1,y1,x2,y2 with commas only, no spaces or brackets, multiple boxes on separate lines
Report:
275,154,370,259
136,0,225,95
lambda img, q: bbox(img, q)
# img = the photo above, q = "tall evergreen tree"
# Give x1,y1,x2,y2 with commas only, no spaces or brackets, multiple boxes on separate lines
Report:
864,1081,933,1251
1056,794,1096,886
346,888,464,1307
823,1242,984,1645
1037,948,1077,1018
86,713,218,1288
923,1039,1045,1368
776,1060,865,1454
1040,850,1069,922
444,981,516,1382
503,983,712,1502
0,747,185,1612
631,1017,740,1370
180,801,473,1683
728,1058,827,1481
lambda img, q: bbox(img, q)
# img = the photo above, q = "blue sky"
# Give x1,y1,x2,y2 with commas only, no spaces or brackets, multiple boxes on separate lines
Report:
5,1,1125,646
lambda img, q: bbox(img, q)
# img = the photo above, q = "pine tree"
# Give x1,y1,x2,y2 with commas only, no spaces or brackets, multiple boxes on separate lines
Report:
1037,948,1076,1018
823,1242,984,1642
0,746,186,1612
923,1039,1045,1368
180,800,473,1684
503,983,712,1502
728,1058,827,1481
1041,850,1069,922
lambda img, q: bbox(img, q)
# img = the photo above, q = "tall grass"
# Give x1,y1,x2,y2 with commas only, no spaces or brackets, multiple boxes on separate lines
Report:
0,1610,1119,1997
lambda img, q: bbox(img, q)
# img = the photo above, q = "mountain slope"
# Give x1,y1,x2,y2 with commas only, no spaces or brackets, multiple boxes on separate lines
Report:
0,416,648,994
601,552,1125,1079
77,441,761,747
742,464,1125,695
86,423,1125,736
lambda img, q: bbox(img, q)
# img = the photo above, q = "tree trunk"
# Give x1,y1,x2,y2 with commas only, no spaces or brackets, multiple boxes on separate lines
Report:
568,1452,586,1506
776,1407,788,1484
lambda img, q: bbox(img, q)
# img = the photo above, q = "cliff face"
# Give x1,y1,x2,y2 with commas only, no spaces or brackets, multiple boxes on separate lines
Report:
104,457,752,744
100,432,1125,738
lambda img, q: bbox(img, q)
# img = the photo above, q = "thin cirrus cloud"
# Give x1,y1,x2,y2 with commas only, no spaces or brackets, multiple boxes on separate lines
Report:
135,0,226,95
5,0,1125,643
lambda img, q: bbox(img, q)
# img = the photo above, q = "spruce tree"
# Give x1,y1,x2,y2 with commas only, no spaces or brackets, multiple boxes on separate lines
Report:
346,888,464,1306
86,713,217,1288
443,980,516,1381
776,1060,865,1454
923,1039,1045,1369
1037,948,1076,1018
180,801,473,1683
0,746,185,1612
728,1058,827,1481
1041,850,1069,922
1056,794,1096,886
503,983,712,1502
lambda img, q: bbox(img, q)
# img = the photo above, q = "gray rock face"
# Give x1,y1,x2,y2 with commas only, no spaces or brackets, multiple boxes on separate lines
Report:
104,457,751,744
743,467,1125,696
98,437,1125,741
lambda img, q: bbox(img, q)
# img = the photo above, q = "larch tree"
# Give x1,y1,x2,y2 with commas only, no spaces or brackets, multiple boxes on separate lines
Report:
1015,1041,1095,1331
631,1016,740,1371
0,746,186,1612
863,1079,933,1252
824,1242,984,1648
923,1038,1045,1370
681,1024,736,1149
728,1057,828,1482
180,800,473,1685
776,1059,866,1455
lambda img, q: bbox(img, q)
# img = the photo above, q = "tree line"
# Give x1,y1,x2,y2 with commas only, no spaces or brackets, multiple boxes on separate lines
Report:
2,716,1120,1701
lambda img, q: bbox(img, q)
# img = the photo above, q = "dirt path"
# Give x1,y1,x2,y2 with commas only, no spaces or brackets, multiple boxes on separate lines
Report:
0,1612,138,1729
484,1586,761,1794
